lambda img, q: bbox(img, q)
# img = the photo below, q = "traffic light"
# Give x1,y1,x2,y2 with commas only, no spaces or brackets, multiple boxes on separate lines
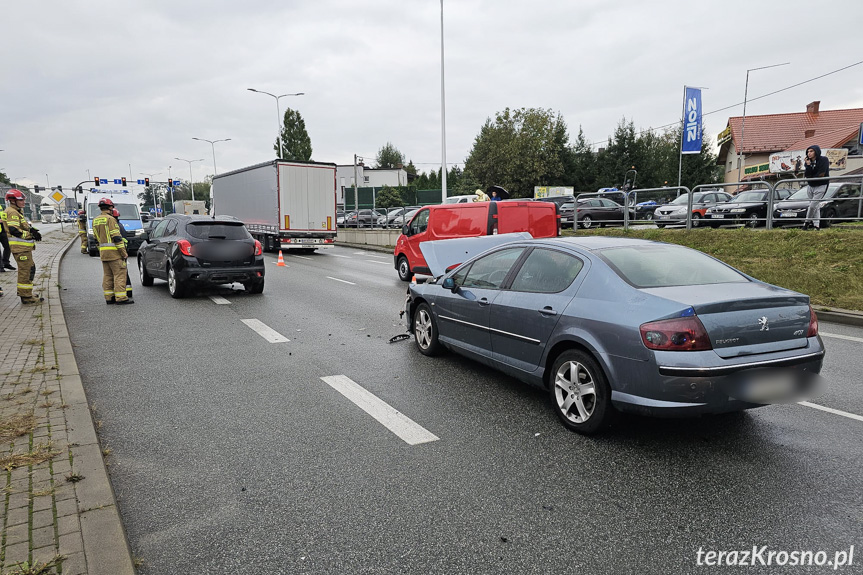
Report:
33,185,41,193
121,177,127,187
57,185,62,193
168,178,173,187
144,177,150,187
94,177,100,187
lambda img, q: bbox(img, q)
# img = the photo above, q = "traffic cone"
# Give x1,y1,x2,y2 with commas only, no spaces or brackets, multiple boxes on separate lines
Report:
277,250,286,266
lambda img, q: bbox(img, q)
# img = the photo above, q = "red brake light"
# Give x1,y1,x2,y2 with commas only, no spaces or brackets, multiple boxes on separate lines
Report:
177,239,193,256
807,305,819,337
254,240,262,256
640,316,712,351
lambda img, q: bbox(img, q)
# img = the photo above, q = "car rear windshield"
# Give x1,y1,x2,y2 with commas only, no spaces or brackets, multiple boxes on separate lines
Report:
185,222,251,240
597,244,749,288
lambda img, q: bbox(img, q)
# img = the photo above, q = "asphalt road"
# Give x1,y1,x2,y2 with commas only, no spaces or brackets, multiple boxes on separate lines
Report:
60,245,863,574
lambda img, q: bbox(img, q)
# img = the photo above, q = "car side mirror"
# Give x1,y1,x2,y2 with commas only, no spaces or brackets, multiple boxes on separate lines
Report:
402,224,410,236
442,277,457,292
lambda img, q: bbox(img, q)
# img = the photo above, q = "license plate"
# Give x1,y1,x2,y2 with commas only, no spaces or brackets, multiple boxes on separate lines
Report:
711,214,725,219
657,215,670,220
780,213,797,218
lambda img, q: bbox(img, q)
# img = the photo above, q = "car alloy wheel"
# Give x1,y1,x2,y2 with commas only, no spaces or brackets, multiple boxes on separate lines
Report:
413,302,441,356
581,215,593,229
167,265,186,298
691,213,701,228
746,213,760,228
549,350,613,434
138,257,153,287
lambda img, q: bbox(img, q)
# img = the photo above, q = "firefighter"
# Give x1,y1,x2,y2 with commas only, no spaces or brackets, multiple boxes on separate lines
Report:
77,210,88,253
4,189,43,304
92,198,133,305
112,208,133,300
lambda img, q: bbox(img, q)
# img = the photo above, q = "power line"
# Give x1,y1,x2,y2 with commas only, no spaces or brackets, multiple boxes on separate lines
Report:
588,58,863,148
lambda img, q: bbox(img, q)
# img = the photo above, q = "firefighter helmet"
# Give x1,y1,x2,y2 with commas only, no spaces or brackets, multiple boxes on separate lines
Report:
98,197,115,208
5,189,26,202
112,208,120,218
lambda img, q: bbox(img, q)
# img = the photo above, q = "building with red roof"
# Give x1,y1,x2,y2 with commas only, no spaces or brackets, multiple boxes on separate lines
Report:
717,101,863,188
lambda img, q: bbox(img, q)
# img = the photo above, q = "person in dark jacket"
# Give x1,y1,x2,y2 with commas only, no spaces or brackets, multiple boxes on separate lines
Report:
803,145,830,230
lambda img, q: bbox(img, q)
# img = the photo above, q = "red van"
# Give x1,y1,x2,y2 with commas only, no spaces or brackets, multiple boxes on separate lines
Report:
393,201,559,281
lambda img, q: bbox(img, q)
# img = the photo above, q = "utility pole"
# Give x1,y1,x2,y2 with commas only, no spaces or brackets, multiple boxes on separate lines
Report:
353,154,359,213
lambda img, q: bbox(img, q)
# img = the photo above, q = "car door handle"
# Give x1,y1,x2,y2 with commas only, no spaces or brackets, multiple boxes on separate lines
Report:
478,298,490,306
538,307,557,316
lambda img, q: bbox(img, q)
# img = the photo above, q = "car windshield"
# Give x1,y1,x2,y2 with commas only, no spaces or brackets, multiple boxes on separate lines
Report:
185,222,251,240
784,188,810,200
735,191,767,202
669,193,705,205
598,244,749,288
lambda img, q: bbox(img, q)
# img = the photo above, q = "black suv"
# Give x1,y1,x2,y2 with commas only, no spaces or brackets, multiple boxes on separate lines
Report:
137,214,265,298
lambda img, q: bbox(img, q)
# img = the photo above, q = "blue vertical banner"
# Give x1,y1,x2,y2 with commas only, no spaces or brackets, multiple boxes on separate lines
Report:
682,86,702,154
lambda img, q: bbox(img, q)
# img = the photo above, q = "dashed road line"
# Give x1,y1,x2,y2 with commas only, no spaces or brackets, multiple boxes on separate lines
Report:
799,401,863,423
366,260,390,265
820,331,863,344
209,296,231,305
320,375,439,445
290,254,313,260
241,319,290,343
326,276,356,285
327,253,351,258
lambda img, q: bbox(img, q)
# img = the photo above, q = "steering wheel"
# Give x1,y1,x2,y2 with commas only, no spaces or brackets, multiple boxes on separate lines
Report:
487,269,508,286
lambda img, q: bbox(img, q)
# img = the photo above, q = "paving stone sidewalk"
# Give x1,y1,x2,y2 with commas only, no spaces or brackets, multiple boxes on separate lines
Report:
0,228,133,575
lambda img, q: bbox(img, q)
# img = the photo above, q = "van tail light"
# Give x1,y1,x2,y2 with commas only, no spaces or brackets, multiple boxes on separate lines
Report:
177,239,194,256
807,305,819,337
254,240,263,256
640,316,712,351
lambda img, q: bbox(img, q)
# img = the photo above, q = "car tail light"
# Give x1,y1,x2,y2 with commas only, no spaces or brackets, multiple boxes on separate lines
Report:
325,238,334,244
177,239,193,256
254,240,262,256
640,316,712,351
807,305,819,337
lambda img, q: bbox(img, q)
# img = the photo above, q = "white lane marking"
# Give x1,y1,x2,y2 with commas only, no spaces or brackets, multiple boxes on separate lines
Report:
366,260,390,265
290,255,313,260
320,375,439,445
799,401,863,423
820,331,863,344
327,253,351,258
366,253,388,258
241,319,290,343
326,276,356,285
209,296,231,305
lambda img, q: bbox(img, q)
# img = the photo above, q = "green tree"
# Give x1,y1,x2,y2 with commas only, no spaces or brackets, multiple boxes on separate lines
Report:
463,107,571,198
274,108,312,161
404,160,418,175
375,185,402,209
569,127,596,192
375,143,405,169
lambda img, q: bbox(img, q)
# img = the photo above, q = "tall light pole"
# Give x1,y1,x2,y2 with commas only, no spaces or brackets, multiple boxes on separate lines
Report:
168,165,174,211
247,89,304,159
192,137,231,176
440,0,447,202
737,62,790,183
175,158,204,201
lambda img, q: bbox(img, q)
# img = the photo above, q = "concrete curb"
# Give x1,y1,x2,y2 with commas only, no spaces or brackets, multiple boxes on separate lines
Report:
52,237,136,575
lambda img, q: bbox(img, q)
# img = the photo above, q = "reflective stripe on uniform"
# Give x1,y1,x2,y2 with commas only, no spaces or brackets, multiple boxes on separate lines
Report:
99,246,118,252
9,239,35,246
18,283,33,290
104,290,114,296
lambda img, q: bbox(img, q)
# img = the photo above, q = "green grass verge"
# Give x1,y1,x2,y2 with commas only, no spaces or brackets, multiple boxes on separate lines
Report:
562,226,863,311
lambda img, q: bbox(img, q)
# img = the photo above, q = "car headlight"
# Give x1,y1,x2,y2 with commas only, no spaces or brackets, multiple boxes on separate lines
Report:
730,208,746,213
135,229,145,236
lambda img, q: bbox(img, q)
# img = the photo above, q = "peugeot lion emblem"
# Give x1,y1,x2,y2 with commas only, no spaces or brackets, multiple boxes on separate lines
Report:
758,316,769,331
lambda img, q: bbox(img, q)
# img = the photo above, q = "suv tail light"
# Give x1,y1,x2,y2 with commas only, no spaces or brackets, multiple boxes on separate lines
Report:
640,316,712,351
254,240,262,256
177,239,194,256
807,305,819,337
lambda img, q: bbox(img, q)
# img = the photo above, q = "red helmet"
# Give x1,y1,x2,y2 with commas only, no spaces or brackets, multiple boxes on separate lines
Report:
98,197,115,208
112,208,120,218
5,189,26,202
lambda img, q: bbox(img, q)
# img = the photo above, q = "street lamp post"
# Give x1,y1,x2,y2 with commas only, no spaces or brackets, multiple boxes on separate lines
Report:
247,88,304,159
192,137,231,176
737,62,791,183
175,158,204,201
440,0,447,202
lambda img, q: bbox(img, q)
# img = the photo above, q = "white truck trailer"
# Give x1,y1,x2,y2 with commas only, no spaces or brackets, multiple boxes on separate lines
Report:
212,159,337,252
173,200,208,215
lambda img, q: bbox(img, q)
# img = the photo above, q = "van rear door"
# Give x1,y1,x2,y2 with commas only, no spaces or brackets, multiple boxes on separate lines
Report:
493,201,559,237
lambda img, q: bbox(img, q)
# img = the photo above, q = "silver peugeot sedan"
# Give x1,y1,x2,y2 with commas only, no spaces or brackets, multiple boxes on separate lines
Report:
403,235,824,435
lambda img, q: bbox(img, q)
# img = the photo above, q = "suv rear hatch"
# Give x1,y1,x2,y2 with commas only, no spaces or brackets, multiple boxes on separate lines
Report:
186,222,255,266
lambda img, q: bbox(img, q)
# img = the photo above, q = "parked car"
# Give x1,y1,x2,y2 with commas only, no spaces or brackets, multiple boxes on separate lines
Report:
142,218,164,236
653,191,734,228
343,209,383,227
404,235,824,435
633,200,659,221
705,189,792,228
378,206,421,228
772,183,863,227
137,214,265,298
575,197,633,229
559,201,575,228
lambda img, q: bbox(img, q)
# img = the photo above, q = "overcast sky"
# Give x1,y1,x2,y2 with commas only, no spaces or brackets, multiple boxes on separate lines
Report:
3,0,862,194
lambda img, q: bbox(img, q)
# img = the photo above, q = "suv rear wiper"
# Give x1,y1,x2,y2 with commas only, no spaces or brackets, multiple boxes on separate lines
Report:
207,235,227,239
